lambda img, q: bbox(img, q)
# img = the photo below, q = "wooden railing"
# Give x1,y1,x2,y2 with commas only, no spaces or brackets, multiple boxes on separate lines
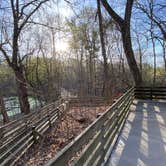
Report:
0,100,69,166
68,96,111,107
2,86,164,166
135,87,166,99
46,88,134,166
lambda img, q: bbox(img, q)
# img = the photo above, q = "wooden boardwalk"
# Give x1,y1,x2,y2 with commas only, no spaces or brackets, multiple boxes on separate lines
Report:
2,87,165,165
107,99,166,166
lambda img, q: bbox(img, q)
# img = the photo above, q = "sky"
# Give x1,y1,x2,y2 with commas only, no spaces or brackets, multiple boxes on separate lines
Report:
68,0,165,67
0,0,165,67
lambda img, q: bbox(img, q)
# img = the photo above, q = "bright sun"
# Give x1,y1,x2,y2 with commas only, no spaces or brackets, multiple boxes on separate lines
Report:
56,41,69,52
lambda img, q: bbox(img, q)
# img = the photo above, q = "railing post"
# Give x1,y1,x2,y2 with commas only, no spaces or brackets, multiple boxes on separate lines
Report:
47,114,52,128
32,126,37,142
101,119,109,163
25,119,30,132
0,127,4,146
150,87,153,100
65,101,70,112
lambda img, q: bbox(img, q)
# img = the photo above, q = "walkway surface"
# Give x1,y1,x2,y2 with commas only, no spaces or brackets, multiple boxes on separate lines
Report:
107,99,166,166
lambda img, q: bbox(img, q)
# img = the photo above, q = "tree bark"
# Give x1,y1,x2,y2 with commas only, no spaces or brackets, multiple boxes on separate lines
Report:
162,41,166,72
101,0,142,86
136,1,166,41
121,25,142,86
0,1,48,115
0,97,9,123
151,36,156,86
135,31,143,77
97,0,110,97
15,68,30,114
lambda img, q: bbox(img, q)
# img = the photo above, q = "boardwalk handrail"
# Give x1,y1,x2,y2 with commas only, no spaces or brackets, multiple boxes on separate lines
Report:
135,86,166,99
0,99,62,128
0,100,69,166
68,96,111,107
47,88,134,166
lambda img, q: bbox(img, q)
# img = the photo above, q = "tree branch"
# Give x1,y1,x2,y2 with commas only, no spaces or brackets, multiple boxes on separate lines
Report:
19,0,49,33
100,0,124,27
124,0,134,24
10,0,16,19
19,0,38,19
136,2,166,40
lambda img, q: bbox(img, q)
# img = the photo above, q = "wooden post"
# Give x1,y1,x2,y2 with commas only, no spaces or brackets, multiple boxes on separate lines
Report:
65,101,69,112
99,122,107,164
150,87,153,100
25,120,30,131
32,126,43,143
0,127,4,146
0,97,9,123
47,114,52,128
32,126,37,142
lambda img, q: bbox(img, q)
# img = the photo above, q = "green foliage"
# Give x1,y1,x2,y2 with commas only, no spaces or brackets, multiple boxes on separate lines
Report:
0,63,16,96
0,64,13,79
67,7,100,56
25,56,62,102
26,57,49,85
142,63,166,86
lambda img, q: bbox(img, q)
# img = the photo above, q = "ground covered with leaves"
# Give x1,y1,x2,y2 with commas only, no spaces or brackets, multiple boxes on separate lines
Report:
16,105,109,166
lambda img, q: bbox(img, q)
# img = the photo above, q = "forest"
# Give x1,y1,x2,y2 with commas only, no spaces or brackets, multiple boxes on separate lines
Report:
0,0,165,122
0,0,165,121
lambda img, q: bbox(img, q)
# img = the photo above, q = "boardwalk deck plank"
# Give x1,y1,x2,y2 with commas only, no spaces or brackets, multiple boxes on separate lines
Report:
107,99,166,166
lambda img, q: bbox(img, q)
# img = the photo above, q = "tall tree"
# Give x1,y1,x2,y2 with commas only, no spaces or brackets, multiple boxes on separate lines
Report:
101,0,142,86
0,0,49,114
67,8,99,96
136,0,166,81
97,0,109,97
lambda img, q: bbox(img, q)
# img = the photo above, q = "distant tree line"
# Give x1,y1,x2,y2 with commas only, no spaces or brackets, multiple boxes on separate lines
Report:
0,0,165,123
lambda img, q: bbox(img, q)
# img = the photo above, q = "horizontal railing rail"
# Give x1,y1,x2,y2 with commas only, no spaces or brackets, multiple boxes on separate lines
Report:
135,87,166,99
68,97,111,107
0,100,69,166
2,86,165,166
46,88,134,166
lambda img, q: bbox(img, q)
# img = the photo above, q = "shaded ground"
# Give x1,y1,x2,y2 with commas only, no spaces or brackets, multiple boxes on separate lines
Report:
107,99,166,166
16,105,109,166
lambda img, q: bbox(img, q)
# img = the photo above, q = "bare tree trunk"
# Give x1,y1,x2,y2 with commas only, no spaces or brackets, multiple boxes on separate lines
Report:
151,36,156,86
89,53,93,95
121,25,142,86
161,40,166,73
0,1,48,115
139,48,142,78
135,31,143,77
101,0,142,86
80,53,84,96
149,1,156,86
155,37,166,75
97,0,109,97
0,97,9,123
15,68,30,114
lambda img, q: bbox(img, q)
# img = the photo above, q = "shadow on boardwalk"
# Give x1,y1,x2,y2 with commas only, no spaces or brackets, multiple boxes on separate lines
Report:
107,100,166,166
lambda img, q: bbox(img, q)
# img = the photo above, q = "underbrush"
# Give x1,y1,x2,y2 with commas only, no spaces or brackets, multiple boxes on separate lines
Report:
16,105,109,166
